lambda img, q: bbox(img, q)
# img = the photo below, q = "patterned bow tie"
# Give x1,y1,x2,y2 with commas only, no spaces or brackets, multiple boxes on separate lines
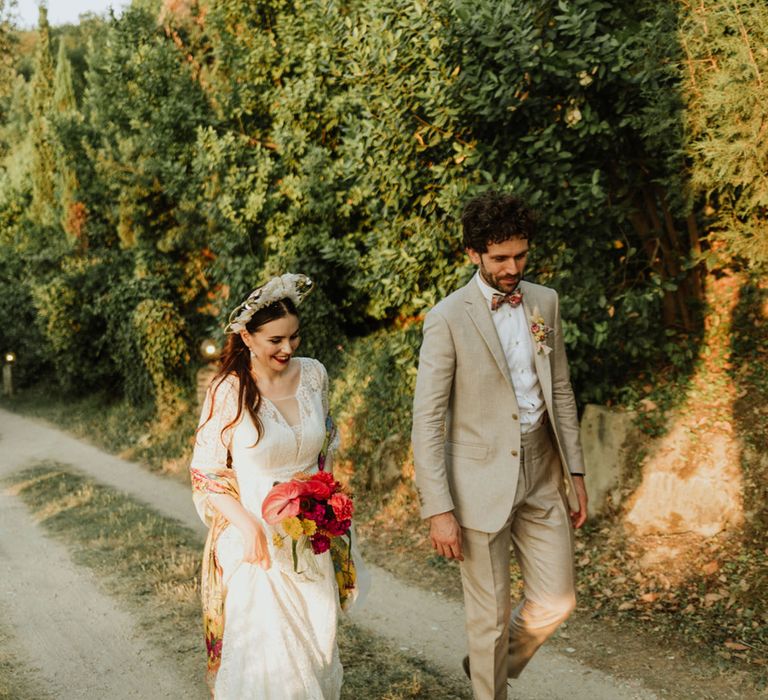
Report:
491,288,523,311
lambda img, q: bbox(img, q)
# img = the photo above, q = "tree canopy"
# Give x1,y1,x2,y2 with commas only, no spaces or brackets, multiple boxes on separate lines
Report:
0,0,765,412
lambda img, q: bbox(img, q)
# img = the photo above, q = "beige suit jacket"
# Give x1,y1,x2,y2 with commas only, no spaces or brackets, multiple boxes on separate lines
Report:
411,278,585,533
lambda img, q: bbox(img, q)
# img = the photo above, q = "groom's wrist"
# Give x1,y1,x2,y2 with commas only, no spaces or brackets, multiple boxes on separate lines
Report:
429,510,458,526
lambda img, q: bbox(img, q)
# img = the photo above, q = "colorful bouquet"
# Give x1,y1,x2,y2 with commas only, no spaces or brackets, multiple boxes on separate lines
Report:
262,470,354,578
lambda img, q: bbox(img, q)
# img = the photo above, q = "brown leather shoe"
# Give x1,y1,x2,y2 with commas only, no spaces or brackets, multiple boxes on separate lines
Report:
463,656,515,690
462,655,471,680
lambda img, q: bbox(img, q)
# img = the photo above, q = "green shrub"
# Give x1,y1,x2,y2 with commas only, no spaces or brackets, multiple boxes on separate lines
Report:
331,324,422,490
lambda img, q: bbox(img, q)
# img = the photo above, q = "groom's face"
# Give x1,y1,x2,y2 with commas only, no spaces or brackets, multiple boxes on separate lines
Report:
467,237,529,293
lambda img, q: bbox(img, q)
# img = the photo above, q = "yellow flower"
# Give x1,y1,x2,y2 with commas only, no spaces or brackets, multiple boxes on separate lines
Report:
282,516,304,541
272,532,285,549
302,519,317,536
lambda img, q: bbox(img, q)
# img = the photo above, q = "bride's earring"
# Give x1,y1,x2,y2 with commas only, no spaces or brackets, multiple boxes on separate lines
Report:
243,335,258,366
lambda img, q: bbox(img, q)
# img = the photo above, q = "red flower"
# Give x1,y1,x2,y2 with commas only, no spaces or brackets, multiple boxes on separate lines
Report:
329,492,354,521
313,470,337,488
299,497,314,512
301,471,336,500
311,533,331,554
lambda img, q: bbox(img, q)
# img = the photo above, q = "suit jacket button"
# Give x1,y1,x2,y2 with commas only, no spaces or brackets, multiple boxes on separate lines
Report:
512,414,519,420
511,449,519,457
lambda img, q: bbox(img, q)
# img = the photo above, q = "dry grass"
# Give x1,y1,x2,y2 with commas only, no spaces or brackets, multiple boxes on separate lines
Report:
0,619,52,700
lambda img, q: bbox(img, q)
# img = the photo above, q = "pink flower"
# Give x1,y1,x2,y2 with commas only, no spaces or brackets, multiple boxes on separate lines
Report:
261,481,304,524
303,502,329,527
329,492,354,521
325,518,351,537
310,533,330,554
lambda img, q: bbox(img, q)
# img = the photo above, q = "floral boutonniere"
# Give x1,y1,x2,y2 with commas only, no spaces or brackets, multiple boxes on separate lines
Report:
530,310,553,355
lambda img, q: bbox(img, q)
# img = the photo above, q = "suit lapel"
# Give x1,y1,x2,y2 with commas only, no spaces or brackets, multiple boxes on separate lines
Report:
521,282,554,411
463,282,515,391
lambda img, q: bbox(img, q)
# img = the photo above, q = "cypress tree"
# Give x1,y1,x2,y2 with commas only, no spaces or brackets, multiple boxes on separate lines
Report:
54,40,77,113
29,4,57,226
0,0,16,104
5,75,28,136
54,39,81,242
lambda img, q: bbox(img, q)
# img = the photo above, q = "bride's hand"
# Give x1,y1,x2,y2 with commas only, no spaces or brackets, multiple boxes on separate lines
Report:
239,516,272,570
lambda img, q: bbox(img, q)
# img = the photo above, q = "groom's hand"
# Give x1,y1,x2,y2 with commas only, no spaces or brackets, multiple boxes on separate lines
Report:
429,511,464,561
570,475,588,529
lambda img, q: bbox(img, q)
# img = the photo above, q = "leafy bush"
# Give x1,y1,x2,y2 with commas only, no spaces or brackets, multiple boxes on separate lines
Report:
681,1,768,268
0,0,766,446
330,324,422,490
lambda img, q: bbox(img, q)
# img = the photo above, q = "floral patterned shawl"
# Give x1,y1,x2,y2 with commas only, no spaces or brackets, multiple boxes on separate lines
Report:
190,466,239,692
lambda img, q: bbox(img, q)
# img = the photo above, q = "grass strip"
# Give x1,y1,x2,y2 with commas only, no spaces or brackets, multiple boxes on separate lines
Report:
0,618,52,700
8,462,470,700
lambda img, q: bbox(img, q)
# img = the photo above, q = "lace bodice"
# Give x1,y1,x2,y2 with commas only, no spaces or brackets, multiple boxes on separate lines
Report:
191,357,337,517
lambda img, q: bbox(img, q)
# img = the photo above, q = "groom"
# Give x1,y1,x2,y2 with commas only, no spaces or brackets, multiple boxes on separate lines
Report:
411,191,588,700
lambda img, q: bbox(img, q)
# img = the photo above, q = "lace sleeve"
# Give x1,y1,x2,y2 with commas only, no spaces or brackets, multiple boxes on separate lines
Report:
190,375,241,523
191,375,240,471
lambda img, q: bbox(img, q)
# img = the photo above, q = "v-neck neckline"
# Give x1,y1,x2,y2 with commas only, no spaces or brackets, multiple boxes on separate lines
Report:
261,359,304,429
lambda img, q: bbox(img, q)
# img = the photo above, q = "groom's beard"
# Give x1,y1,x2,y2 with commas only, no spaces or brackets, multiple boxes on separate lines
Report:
479,265,520,294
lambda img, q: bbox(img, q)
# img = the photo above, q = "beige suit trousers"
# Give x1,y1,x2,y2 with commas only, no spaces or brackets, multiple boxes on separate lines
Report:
459,423,576,700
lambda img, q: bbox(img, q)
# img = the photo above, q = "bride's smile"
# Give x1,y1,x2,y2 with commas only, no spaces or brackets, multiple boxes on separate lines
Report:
242,314,301,379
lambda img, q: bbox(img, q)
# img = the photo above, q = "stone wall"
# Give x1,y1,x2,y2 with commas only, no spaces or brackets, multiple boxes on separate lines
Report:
579,404,743,536
579,404,638,516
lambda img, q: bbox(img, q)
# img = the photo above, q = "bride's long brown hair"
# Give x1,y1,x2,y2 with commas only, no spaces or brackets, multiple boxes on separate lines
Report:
200,297,299,447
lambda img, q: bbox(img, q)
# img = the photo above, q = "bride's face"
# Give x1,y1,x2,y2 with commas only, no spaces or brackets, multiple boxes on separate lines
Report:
242,314,301,374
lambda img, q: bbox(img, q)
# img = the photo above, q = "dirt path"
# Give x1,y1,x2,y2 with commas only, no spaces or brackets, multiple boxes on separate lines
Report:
0,407,657,699
0,486,204,699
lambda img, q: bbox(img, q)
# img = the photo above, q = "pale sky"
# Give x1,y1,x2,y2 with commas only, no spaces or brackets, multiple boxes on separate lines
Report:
13,0,128,28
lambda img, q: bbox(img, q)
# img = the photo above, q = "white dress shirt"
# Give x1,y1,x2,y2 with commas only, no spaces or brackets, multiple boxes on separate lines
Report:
475,273,546,434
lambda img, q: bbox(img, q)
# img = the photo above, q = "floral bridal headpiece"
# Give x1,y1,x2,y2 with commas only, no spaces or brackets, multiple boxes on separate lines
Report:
225,273,314,333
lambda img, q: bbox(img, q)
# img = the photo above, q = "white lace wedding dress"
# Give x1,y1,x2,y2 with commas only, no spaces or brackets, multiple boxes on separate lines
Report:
191,357,344,699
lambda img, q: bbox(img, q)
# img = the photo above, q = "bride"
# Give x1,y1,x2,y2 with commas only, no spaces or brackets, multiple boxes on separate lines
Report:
190,273,365,699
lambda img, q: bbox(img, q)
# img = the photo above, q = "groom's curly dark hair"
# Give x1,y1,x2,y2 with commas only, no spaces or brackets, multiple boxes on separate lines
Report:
461,191,537,252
